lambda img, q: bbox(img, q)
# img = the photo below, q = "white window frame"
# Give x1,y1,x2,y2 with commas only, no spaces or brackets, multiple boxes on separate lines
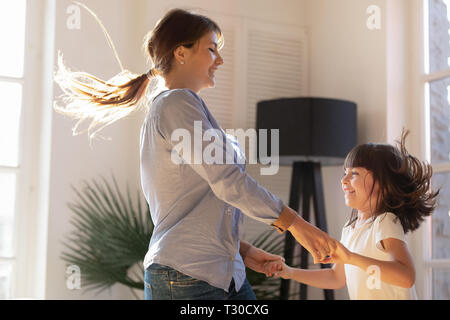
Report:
412,0,450,300
0,0,55,299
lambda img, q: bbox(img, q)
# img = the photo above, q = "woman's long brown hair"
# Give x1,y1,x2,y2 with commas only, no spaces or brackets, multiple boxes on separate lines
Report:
344,129,440,233
53,5,223,146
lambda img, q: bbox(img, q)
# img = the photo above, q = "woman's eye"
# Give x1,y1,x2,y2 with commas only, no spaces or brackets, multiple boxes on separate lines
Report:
209,48,215,53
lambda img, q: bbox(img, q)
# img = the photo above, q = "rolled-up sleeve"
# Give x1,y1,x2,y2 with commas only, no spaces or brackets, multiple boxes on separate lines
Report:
157,89,285,226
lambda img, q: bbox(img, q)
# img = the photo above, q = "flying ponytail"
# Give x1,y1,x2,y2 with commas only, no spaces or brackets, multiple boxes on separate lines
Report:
53,4,222,146
53,2,166,145
54,53,160,144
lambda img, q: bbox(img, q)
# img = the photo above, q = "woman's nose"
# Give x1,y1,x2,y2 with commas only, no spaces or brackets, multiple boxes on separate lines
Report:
216,53,224,65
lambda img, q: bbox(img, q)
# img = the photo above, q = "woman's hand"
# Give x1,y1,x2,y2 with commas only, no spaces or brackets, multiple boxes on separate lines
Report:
243,246,284,274
286,209,339,264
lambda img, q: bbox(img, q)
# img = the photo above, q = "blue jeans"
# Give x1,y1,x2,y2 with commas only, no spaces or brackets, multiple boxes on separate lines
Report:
144,263,256,300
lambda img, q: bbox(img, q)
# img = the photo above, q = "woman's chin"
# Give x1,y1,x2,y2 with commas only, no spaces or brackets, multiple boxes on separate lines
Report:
344,199,357,209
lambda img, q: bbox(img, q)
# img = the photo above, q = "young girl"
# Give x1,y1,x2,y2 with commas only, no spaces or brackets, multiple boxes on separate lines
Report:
264,130,439,299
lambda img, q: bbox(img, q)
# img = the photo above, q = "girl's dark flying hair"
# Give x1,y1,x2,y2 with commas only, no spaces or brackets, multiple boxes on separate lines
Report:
344,129,440,233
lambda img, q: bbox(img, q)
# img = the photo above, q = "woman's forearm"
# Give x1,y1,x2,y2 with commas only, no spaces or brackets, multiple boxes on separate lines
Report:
239,240,252,262
348,252,415,288
286,267,345,290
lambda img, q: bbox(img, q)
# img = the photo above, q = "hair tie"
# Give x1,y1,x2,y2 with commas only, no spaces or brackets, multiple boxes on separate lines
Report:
146,68,159,79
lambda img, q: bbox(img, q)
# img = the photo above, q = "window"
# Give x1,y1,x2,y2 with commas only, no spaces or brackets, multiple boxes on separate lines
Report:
0,0,27,299
423,0,450,300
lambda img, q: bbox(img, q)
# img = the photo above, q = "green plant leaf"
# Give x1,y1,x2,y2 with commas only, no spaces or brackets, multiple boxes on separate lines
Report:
60,174,153,296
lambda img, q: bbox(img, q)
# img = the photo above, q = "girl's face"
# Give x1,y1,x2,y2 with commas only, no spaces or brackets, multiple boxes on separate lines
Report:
178,31,224,92
341,167,380,214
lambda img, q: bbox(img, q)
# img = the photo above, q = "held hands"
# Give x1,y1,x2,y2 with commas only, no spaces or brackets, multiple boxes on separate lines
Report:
249,205,352,278
263,260,291,279
262,241,352,280
243,245,285,274
287,211,339,264
320,240,352,265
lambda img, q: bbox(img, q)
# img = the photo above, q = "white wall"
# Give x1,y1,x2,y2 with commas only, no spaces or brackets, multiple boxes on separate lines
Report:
305,0,387,144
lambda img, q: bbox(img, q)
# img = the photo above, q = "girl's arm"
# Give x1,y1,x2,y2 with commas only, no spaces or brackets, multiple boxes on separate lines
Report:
287,263,346,290
265,260,346,290
349,238,415,288
326,239,416,288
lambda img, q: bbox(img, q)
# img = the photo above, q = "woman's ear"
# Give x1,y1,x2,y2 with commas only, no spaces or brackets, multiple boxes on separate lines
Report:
173,45,187,65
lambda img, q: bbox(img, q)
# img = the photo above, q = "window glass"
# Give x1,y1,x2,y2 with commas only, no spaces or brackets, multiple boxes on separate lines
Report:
0,172,16,257
428,77,450,164
0,82,22,167
432,268,450,299
432,171,450,260
0,263,12,299
428,0,450,73
0,0,26,77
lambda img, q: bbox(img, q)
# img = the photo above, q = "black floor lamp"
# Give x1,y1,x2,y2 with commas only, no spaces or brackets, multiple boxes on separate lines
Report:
256,97,357,300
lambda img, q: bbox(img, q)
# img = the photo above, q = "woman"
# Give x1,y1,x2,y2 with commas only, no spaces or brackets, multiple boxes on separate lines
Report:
54,8,337,300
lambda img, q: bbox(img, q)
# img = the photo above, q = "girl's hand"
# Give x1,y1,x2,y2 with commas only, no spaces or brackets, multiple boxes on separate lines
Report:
263,260,291,279
244,246,284,274
263,260,282,277
321,241,352,265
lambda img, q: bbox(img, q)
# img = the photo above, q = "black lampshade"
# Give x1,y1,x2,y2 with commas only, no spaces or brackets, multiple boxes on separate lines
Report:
256,97,357,166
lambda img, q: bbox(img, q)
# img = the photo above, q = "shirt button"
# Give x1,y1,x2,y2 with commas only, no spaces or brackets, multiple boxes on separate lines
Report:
230,256,234,261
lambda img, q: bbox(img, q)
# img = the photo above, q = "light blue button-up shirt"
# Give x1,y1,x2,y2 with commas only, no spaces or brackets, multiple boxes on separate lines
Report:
139,88,284,292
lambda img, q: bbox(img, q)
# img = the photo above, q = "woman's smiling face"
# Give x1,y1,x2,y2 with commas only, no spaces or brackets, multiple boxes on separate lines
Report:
341,167,380,214
179,31,224,92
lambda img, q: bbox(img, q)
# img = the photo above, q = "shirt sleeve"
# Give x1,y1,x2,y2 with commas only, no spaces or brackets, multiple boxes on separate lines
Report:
156,89,285,226
374,212,406,252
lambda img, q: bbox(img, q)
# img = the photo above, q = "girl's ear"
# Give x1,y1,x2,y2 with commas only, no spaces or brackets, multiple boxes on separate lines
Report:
372,177,381,193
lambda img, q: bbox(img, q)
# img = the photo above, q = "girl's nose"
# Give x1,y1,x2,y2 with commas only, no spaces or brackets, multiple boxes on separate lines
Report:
341,174,349,184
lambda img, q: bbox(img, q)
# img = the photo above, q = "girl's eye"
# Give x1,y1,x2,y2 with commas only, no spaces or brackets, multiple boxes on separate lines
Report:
209,48,215,53
352,171,358,176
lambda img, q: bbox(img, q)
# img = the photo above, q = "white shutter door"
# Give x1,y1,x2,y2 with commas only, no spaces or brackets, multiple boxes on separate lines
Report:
245,26,308,130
